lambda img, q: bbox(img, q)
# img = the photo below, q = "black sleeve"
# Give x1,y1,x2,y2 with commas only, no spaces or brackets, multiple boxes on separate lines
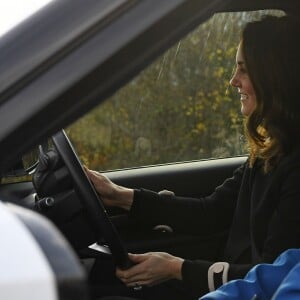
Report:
129,163,246,235
181,259,253,295
261,165,300,263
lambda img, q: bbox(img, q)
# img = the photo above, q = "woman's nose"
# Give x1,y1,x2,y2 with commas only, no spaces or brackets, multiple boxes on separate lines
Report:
230,72,241,88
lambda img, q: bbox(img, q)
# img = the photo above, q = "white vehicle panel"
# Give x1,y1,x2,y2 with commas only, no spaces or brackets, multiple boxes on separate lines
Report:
0,201,57,300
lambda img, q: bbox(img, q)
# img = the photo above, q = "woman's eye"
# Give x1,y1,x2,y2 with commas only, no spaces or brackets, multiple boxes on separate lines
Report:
238,67,247,74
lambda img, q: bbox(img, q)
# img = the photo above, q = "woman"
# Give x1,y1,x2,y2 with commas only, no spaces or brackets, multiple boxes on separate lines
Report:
86,15,300,299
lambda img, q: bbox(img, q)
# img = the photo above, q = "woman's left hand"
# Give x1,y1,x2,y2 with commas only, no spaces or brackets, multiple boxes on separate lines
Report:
116,252,184,287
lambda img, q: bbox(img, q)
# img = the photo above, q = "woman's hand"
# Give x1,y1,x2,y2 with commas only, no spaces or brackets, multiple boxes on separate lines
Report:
116,252,184,287
85,167,134,211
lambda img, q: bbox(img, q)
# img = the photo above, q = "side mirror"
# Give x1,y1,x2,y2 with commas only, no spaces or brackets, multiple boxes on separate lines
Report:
2,147,40,178
3,159,29,177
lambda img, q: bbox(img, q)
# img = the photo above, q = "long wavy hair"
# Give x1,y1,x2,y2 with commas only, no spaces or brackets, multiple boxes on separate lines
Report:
241,15,300,172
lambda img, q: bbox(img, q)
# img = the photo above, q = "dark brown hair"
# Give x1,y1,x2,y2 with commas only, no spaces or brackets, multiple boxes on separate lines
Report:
241,15,300,172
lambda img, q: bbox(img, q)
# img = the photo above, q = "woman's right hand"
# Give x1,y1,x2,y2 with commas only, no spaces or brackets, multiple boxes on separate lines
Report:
84,167,134,211
116,252,184,287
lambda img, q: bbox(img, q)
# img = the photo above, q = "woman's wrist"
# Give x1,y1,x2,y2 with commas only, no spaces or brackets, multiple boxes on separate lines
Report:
170,257,184,280
115,186,134,211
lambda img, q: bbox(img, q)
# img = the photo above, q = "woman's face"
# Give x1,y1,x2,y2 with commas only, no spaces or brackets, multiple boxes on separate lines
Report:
230,43,257,116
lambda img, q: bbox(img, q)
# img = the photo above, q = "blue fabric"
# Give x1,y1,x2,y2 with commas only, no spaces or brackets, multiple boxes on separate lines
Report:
200,249,300,300
272,260,300,299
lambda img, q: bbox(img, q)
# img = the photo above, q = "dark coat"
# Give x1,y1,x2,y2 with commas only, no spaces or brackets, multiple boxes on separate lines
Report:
130,148,300,295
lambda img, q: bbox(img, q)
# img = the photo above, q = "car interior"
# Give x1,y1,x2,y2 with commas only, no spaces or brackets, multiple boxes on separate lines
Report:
0,0,299,299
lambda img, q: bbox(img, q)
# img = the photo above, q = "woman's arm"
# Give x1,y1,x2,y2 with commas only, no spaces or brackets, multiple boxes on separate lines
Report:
181,259,253,295
129,163,246,235
261,165,300,263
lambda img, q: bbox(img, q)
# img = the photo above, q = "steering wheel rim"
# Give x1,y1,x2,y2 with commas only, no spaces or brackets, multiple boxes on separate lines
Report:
52,129,132,269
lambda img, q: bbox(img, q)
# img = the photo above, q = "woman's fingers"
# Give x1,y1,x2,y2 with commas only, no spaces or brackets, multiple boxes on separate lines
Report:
116,252,179,287
84,167,101,185
117,254,151,283
128,253,149,263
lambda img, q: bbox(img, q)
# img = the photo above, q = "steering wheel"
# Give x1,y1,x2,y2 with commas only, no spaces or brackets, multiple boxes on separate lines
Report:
52,130,132,269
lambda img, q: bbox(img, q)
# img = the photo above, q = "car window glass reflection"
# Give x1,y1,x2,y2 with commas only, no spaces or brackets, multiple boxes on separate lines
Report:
67,10,283,171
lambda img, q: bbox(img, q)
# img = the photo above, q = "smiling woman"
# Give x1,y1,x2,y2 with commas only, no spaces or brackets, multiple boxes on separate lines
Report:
0,0,54,37
86,14,300,300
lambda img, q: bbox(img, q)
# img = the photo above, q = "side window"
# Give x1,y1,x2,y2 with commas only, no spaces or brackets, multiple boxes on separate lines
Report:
67,10,283,171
